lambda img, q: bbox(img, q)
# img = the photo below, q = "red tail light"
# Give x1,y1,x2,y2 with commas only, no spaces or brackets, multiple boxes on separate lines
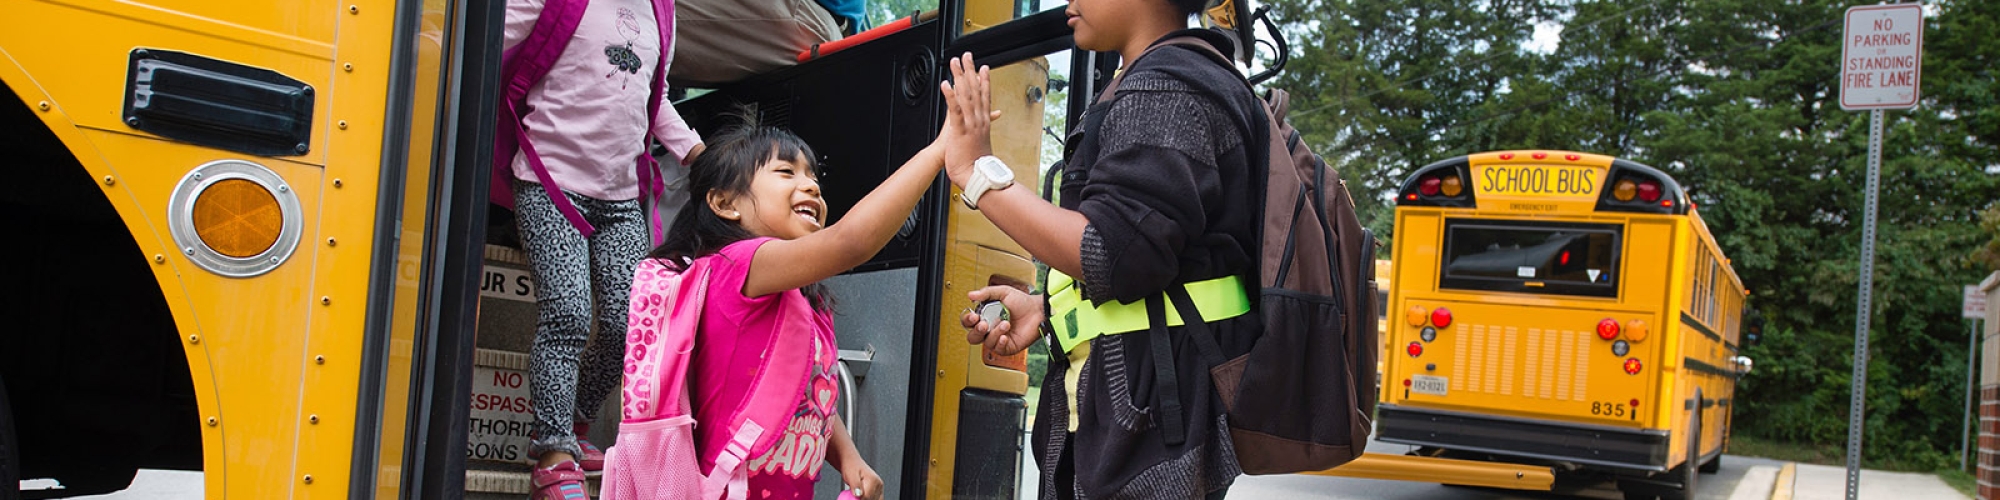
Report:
1407,341,1424,357
1419,176,1442,196
1597,318,1620,340
1624,358,1643,374
1431,307,1453,328
1637,180,1662,202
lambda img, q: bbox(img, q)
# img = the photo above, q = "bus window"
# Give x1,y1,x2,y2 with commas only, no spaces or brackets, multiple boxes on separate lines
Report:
1440,221,1620,297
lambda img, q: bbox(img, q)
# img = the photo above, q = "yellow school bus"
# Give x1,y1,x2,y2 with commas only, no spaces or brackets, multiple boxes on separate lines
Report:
0,0,1065,498
1375,151,1751,500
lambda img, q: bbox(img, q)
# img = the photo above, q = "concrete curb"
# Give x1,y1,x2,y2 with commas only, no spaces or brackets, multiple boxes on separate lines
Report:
1771,462,1796,500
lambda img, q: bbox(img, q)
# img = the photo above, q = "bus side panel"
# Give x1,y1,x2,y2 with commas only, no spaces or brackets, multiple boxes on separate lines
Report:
1625,218,1677,433
2,0,404,496
1381,210,1442,408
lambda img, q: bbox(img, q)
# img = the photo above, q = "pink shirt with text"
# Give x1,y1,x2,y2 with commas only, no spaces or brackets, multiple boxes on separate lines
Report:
700,238,839,498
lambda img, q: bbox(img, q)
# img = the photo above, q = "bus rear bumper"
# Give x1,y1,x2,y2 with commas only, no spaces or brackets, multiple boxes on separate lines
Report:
1376,404,1670,473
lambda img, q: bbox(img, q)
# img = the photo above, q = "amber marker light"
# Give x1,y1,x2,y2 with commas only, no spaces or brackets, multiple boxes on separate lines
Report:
1613,179,1638,202
1406,305,1429,327
192,179,283,257
1625,319,1649,343
1440,175,1463,197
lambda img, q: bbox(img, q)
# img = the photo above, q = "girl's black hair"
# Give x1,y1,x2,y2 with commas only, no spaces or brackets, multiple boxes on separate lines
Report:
1170,0,1206,16
647,114,834,311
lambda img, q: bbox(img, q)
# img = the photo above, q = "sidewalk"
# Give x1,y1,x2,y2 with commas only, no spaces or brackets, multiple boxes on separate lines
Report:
1778,462,1969,500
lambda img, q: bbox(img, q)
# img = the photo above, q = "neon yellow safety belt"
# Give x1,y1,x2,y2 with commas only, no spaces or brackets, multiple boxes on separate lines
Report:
1045,270,1250,353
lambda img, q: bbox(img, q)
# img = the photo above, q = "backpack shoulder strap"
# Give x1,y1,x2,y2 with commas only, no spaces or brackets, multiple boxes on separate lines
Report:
502,0,589,99
493,0,599,237
636,0,675,245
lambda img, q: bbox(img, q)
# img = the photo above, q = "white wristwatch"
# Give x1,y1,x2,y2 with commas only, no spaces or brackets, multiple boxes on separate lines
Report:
960,155,1014,210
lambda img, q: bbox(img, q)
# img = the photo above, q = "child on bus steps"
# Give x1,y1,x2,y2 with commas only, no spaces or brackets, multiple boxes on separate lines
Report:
500,0,707,498
638,98,992,499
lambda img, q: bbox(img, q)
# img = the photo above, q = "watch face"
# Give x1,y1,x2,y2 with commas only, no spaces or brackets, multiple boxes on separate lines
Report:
978,158,1012,182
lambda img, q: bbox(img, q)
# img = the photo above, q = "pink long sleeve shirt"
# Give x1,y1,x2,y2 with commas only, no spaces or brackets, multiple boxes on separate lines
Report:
503,0,703,202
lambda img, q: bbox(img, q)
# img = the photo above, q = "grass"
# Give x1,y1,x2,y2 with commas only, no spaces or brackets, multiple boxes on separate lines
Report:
1729,435,1979,498
1937,468,1977,498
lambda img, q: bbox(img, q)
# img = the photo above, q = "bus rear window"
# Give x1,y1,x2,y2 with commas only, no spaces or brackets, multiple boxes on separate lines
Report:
1440,221,1620,298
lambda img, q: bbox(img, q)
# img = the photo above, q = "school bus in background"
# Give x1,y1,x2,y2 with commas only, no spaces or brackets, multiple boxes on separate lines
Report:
0,0,1080,497
1374,151,1752,500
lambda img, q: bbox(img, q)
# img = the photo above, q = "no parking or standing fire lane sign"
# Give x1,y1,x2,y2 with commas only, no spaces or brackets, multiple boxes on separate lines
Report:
1840,3,1923,111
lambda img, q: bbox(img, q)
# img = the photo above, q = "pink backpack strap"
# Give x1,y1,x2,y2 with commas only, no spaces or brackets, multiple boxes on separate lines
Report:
493,0,598,236
637,0,676,246
689,287,817,485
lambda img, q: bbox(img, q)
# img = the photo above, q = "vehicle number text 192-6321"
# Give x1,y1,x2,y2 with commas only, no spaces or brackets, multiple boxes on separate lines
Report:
1411,375,1448,396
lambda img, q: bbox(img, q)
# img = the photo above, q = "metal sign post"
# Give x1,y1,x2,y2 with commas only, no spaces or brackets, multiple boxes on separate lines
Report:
1965,286,1988,470
1838,4,1923,499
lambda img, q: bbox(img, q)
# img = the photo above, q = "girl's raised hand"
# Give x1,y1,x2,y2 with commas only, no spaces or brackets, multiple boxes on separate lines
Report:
939,52,996,189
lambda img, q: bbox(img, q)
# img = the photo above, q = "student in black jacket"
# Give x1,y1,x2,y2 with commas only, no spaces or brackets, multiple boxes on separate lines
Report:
938,0,1265,497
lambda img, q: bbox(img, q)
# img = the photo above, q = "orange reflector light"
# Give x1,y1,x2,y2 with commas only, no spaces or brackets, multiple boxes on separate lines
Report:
1623,358,1642,374
1406,341,1424,357
1406,305,1429,326
1625,319,1649,343
1440,175,1463,197
1596,318,1620,340
1613,179,1637,202
192,179,282,258
1431,307,1453,328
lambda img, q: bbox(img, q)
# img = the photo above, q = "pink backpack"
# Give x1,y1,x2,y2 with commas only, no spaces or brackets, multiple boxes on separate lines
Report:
495,0,676,244
604,256,814,500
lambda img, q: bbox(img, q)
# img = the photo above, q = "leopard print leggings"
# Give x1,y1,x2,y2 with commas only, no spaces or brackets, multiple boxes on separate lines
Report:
513,179,650,460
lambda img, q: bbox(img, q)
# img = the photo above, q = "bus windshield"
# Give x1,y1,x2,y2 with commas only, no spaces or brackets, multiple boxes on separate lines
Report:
1440,221,1620,297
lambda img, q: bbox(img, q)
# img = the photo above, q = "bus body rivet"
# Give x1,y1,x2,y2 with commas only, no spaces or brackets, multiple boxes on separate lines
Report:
206,417,218,426
193,172,203,180
154,254,165,263
270,256,280,264
328,238,337,247
309,415,319,424
316,355,326,364
278,185,289,193
185,247,196,255
343,63,354,72
333,179,343,188
304,475,313,484
103,176,115,186
188,335,199,344
294,143,309,154
338,120,348,130
322,296,331,306
937,370,945,379
37,101,50,111
347,5,357,14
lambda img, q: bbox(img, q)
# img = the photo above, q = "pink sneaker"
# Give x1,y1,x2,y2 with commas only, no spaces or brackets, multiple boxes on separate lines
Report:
530,460,588,500
575,423,604,472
